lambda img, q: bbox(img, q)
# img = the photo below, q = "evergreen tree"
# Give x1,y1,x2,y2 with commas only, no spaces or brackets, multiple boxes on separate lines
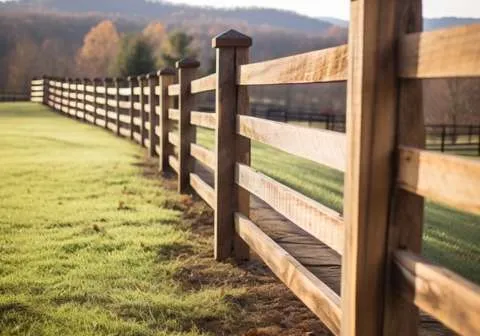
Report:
112,35,155,77
160,30,197,68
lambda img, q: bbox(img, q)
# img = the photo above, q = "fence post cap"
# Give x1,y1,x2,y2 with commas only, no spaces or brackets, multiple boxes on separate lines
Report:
212,29,252,48
176,58,200,69
157,67,176,76
137,74,146,80
146,72,157,79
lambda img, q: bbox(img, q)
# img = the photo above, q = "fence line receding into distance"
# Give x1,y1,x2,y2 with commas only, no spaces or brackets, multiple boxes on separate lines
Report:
30,3,480,335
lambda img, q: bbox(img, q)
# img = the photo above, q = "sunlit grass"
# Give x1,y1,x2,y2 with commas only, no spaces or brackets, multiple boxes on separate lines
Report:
0,103,241,336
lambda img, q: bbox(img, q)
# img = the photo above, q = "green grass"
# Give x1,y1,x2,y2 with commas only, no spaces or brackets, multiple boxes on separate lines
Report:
197,127,480,284
0,103,245,336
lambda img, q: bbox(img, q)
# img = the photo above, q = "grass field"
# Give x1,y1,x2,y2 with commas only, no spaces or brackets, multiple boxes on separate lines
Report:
1,103,340,336
197,127,480,284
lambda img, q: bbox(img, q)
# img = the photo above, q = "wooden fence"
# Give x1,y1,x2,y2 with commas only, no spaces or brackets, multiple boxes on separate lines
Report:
30,3,480,335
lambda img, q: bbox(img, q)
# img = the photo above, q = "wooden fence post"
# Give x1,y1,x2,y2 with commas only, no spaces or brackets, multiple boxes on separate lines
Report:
147,72,159,158
114,77,120,136
103,78,111,129
82,78,88,122
93,78,101,125
138,75,146,147
441,125,446,152
341,0,423,335
42,75,48,105
212,30,252,261
157,68,176,172
477,124,480,156
65,78,71,116
383,1,425,335
176,58,199,193
127,76,135,140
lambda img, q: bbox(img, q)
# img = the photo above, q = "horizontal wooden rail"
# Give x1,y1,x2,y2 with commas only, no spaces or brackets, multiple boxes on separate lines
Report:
168,84,180,96
119,127,130,137
168,132,179,147
237,115,346,171
168,108,180,121
133,117,141,126
107,87,116,95
133,87,141,95
169,155,179,174
190,143,215,171
235,163,344,254
119,101,130,109
237,44,348,85
119,115,130,124
133,132,142,143
190,173,215,208
96,86,106,94
190,111,216,129
399,23,480,78
119,88,131,96
397,146,480,214
31,79,44,85
191,73,216,93
235,213,341,335
393,250,480,335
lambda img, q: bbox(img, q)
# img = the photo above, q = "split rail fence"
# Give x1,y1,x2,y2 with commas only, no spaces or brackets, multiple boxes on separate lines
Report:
30,2,480,335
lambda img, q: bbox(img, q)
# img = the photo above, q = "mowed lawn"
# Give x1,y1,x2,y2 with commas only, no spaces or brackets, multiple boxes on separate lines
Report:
0,103,243,336
197,127,480,284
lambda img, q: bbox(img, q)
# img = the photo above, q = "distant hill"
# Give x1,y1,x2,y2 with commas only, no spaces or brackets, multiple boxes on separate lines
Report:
2,0,334,35
317,16,480,31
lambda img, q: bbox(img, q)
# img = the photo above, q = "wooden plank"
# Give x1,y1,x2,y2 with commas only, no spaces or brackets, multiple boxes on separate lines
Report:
235,213,341,335
177,59,199,193
168,132,179,147
85,85,94,93
237,44,348,85
95,97,106,105
168,83,180,96
31,91,44,97
237,115,346,171
169,155,179,174
119,101,130,109
133,132,142,144
191,73,216,93
31,85,44,91
341,0,401,335
119,114,130,124
96,86,106,94
383,2,425,334
189,173,215,208
133,117,141,126
235,163,344,254
393,250,480,336
399,23,480,78
31,79,44,85
119,87,131,96
107,111,117,120
168,108,180,121
119,127,130,137
147,74,159,158
397,146,480,215
190,143,215,171
158,68,176,173
133,87,141,95
133,102,141,110
190,111,216,129
106,87,116,95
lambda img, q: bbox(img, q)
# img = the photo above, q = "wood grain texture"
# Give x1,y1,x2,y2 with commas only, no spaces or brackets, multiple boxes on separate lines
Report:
190,173,215,208
190,143,215,171
158,72,176,173
169,155,179,174
237,115,346,171
399,23,480,78
393,250,480,335
168,132,179,148
168,108,180,121
237,45,348,86
383,2,425,334
168,84,180,96
190,111,216,129
341,0,401,335
235,163,344,254
235,213,341,335
191,73,216,93
397,146,480,215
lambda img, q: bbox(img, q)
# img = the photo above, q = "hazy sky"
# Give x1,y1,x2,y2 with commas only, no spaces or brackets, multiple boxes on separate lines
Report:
165,0,480,20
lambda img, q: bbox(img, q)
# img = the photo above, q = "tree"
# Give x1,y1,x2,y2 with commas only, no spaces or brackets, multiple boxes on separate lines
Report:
159,30,197,68
112,35,155,77
142,21,166,66
76,20,120,77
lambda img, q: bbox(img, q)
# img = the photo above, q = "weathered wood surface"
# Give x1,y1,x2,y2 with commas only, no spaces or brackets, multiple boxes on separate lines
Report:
168,108,180,121
190,143,215,171
191,73,216,93
190,111,216,129
399,23,480,78
236,163,344,254
237,115,346,171
168,84,180,96
190,173,215,208
394,250,480,336
397,146,480,215
237,45,348,85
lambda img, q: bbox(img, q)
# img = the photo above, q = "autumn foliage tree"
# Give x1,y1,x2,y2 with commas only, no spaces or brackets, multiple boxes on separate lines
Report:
76,20,120,77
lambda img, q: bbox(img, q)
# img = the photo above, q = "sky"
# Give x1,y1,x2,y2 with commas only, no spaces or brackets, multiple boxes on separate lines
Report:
165,0,480,20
